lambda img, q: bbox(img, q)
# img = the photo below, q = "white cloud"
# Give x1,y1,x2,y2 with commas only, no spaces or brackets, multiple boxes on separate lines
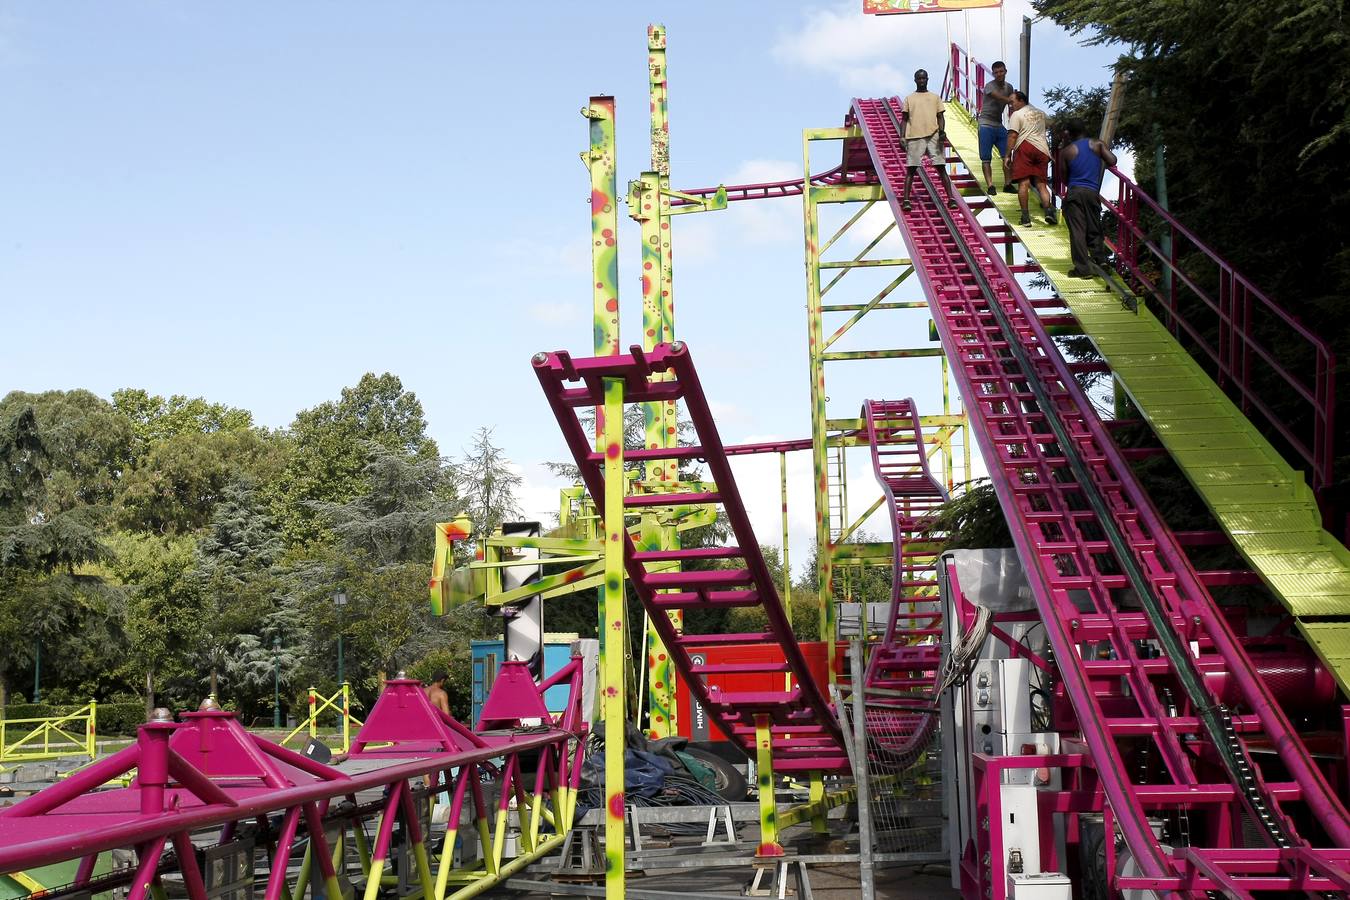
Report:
773,0,1038,94
515,461,570,527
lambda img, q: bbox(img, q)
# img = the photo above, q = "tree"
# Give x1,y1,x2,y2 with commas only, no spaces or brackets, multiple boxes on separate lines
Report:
0,404,116,707
112,389,253,458
0,390,135,511
278,448,464,705
117,428,288,535
194,479,284,697
1034,0,1350,505
310,444,458,567
459,427,522,542
105,530,202,716
274,374,438,546
544,404,700,484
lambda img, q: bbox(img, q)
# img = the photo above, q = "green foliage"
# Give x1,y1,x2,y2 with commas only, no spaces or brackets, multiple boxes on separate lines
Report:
407,650,472,721
112,389,253,456
104,530,203,711
0,407,45,514
458,427,521,542
116,428,288,535
274,373,438,546
311,445,458,567
1034,0,1350,504
194,479,284,695
1041,83,1111,142
0,403,118,706
0,371,514,725
0,390,135,512
925,480,1013,550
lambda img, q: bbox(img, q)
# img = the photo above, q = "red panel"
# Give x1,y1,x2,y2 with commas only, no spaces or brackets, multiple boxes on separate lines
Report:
675,640,846,743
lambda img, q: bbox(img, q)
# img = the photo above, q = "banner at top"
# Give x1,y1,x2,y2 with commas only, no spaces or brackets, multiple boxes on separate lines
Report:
864,0,1002,13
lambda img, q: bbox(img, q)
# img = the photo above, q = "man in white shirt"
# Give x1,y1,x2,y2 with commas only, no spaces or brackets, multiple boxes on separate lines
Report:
899,68,959,213
1005,91,1058,226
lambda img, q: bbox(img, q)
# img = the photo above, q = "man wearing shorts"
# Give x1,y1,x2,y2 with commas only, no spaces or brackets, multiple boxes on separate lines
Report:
978,61,1016,195
900,68,959,213
1006,91,1057,226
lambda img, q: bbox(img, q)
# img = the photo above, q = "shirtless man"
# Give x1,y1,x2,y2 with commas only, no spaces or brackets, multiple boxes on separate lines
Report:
425,669,451,715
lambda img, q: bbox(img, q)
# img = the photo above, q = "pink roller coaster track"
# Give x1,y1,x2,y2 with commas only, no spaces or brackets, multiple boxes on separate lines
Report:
851,93,1350,894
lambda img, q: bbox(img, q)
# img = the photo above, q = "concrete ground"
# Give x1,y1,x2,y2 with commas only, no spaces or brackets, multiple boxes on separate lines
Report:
487,821,961,899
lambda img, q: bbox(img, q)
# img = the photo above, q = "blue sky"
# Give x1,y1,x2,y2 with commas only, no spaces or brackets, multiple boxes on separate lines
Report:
0,2,1122,572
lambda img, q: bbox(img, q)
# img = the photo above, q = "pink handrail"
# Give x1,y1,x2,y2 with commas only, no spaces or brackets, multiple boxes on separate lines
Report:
947,42,1337,513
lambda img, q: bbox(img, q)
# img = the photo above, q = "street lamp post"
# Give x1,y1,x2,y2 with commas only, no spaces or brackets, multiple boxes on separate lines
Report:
272,634,282,729
334,590,348,686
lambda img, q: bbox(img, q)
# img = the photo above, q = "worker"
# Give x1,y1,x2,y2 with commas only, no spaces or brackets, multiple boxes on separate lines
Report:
425,669,451,715
900,68,959,213
1005,91,1057,226
978,61,1017,195
1057,118,1118,278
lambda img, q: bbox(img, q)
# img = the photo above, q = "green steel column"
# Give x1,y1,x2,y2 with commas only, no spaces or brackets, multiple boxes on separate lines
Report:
754,713,784,857
601,377,628,897
585,96,626,898
640,23,682,739
637,170,680,735
802,136,836,671
651,24,678,458
585,95,620,367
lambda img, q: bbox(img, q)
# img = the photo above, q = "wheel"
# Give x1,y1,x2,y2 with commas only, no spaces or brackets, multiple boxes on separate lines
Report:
682,746,748,802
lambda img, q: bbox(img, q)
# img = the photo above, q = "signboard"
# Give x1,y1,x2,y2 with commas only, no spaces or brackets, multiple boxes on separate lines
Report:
864,0,1002,14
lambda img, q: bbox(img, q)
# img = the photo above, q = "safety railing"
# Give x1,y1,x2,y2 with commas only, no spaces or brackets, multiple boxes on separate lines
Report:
282,684,363,754
1104,177,1336,504
0,701,97,767
945,42,1337,513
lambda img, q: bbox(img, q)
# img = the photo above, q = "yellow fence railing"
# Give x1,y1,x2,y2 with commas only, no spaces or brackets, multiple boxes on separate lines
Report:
282,684,363,754
0,701,97,769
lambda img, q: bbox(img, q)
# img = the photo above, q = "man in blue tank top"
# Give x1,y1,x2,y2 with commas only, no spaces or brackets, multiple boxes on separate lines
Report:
1057,119,1118,278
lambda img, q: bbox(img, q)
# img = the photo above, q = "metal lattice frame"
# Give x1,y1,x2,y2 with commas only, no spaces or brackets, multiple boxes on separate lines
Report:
0,666,588,900
801,126,969,675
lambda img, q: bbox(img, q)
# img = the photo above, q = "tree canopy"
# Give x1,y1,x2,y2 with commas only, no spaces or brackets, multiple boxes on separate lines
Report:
0,374,512,723
1034,0,1350,501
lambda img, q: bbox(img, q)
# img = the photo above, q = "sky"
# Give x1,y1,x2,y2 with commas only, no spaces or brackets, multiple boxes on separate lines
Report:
0,1,1125,577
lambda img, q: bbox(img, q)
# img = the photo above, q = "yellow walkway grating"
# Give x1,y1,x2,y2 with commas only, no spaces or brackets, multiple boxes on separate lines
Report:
943,106,1350,690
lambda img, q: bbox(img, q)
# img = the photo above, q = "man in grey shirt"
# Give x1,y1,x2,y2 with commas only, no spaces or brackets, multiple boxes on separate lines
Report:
978,61,1016,195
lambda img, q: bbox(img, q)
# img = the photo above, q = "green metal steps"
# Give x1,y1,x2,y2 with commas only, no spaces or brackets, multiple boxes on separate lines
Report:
943,106,1350,689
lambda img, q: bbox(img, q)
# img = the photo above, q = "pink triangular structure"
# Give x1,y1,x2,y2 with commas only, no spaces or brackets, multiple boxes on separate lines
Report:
350,677,485,756
477,659,551,730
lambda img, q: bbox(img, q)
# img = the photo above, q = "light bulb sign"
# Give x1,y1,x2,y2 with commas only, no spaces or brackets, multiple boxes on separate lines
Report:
864,0,1002,13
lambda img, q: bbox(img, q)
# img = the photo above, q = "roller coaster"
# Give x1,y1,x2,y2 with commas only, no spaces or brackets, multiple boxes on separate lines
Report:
4,22,1350,900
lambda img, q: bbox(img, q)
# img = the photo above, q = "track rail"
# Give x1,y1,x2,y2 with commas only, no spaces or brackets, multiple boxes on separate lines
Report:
534,343,850,772
669,165,874,207
851,94,1350,890
859,399,947,761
